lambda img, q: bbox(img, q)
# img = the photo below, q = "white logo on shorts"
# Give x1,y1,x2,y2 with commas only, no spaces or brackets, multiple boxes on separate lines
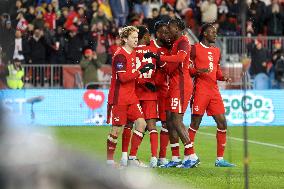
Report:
114,117,120,122
194,105,199,112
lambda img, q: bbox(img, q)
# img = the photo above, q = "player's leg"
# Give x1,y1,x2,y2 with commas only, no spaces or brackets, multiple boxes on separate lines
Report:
212,114,234,167
127,103,148,167
166,111,182,167
186,114,203,161
158,97,169,165
186,94,209,163
146,118,159,167
106,104,127,166
120,122,133,166
208,94,235,167
142,100,159,167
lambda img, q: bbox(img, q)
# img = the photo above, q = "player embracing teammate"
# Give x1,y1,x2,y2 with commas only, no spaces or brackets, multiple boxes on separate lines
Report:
106,26,154,167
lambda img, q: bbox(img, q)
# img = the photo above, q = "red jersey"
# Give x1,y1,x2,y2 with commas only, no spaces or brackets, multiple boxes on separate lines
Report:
191,42,224,94
108,47,140,105
134,44,157,100
149,40,170,98
164,35,192,95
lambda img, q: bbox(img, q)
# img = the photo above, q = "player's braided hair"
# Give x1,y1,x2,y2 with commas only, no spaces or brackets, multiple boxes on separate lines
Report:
119,26,139,45
136,25,149,41
168,18,186,31
199,23,214,42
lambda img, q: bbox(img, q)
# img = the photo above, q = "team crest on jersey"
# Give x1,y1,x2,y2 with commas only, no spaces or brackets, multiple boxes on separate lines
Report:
194,105,199,112
116,62,125,70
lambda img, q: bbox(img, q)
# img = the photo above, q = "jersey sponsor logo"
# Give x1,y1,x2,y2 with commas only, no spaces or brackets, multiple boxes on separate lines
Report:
116,62,125,70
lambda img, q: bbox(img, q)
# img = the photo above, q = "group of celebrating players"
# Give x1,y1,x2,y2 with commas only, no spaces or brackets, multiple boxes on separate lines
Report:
106,18,235,168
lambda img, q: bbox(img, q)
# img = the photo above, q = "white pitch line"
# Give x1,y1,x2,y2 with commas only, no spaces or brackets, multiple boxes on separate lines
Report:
199,131,284,150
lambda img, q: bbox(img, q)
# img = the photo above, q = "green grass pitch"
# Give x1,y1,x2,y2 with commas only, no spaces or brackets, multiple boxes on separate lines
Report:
51,126,284,189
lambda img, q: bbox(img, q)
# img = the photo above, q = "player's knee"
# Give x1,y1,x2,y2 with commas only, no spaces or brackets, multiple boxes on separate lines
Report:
110,126,123,136
134,118,147,132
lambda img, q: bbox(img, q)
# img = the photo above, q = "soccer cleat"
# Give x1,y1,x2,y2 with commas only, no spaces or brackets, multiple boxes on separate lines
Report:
157,158,169,167
149,157,158,168
128,158,148,168
177,158,200,168
120,158,128,167
160,160,182,168
215,159,236,167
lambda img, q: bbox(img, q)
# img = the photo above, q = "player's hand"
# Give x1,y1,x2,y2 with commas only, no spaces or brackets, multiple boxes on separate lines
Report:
145,82,156,92
139,63,155,74
144,52,160,60
224,77,232,83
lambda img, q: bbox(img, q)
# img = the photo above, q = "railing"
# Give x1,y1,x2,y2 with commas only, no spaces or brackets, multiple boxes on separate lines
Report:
22,64,111,89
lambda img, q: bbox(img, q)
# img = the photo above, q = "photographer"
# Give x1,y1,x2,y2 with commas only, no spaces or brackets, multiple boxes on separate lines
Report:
80,48,102,89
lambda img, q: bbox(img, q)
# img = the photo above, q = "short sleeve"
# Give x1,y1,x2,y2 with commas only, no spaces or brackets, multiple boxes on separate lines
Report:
113,54,127,73
177,39,190,53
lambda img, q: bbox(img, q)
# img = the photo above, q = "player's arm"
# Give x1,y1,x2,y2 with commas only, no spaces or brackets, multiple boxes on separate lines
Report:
216,61,231,82
114,54,139,83
189,45,209,77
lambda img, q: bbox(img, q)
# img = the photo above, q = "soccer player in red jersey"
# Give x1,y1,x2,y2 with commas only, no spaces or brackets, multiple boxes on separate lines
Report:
189,23,235,167
145,19,202,168
149,21,173,166
106,26,154,167
120,25,160,167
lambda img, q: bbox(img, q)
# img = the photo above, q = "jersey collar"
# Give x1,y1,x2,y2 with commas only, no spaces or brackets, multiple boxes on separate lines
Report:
122,47,132,54
153,39,161,48
200,42,209,48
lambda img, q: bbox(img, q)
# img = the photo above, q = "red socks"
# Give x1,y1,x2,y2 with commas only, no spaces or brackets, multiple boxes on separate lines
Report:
187,126,197,155
107,134,118,160
122,126,132,153
129,130,144,157
216,128,227,158
159,125,169,159
149,129,158,157
170,142,180,157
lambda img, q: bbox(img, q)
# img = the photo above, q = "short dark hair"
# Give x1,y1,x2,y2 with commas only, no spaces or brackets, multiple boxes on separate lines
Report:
168,18,186,30
199,23,214,41
154,21,167,33
137,25,149,41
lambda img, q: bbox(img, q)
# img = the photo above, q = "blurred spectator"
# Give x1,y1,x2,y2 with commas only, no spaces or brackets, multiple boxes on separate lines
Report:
143,8,160,34
218,14,238,36
5,58,25,89
9,0,27,26
65,25,83,64
249,39,270,77
91,7,110,26
272,40,284,86
16,11,28,33
247,0,266,35
200,0,218,23
44,3,56,30
13,30,28,62
133,0,151,18
265,0,284,36
109,0,129,27
32,11,45,29
25,6,36,23
93,21,109,65
49,25,66,64
80,48,102,88
1,20,16,64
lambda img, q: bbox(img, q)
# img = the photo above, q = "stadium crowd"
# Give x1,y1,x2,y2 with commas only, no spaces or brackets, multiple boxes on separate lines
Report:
0,0,284,88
